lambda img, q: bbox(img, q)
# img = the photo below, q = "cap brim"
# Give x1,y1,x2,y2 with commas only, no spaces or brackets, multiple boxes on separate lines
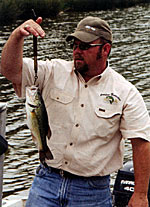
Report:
66,31,99,43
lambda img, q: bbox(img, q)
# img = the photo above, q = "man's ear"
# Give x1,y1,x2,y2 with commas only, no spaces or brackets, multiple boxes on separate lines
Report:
103,43,111,57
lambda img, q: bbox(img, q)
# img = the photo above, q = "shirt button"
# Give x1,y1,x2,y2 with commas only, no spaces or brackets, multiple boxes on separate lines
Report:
75,123,79,127
85,84,88,88
81,104,84,107
99,108,105,112
70,142,73,146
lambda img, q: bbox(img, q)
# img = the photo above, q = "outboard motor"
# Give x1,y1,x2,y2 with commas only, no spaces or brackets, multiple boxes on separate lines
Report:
112,161,150,207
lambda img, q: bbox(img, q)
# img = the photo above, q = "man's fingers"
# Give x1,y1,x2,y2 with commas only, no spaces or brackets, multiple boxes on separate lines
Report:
24,24,39,37
21,19,45,38
20,27,30,37
36,17,43,25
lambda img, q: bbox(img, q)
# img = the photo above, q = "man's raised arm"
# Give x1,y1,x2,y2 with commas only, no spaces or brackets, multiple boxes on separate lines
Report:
0,17,45,96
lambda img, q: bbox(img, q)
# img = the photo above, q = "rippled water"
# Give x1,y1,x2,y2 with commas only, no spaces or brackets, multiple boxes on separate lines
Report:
0,4,150,198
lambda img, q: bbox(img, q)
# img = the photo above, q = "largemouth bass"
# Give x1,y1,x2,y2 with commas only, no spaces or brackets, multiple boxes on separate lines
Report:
25,86,53,166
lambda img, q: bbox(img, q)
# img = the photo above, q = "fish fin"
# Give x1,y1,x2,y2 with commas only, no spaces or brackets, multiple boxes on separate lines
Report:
39,150,46,165
39,151,50,168
39,147,54,165
47,127,52,140
43,162,49,168
31,133,37,143
45,147,54,160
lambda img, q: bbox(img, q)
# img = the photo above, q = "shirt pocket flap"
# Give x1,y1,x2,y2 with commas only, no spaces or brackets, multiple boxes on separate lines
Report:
50,88,74,104
95,106,121,118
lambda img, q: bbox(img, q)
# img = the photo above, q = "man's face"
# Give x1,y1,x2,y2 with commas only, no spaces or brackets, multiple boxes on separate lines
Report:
73,39,104,78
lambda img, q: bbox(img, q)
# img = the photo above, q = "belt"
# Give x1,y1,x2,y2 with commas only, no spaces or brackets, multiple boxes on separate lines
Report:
45,166,109,180
50,166,82,178
41,163,109,179
41,163,78,178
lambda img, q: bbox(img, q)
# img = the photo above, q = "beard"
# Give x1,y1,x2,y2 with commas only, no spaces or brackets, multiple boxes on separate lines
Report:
74,54,89,75
74,60,89,74
74,48,102,75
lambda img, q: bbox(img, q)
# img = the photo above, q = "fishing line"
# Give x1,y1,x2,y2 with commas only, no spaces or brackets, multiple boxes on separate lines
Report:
32,9,38,85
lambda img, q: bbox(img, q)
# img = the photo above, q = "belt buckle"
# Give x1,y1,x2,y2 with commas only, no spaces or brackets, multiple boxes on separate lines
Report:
60,170,64,177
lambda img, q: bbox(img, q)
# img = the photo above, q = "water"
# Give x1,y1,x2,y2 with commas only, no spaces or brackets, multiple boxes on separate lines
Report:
0,4,150,198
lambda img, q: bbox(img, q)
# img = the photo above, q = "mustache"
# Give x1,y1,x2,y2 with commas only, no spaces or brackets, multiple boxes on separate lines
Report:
74,55,84,60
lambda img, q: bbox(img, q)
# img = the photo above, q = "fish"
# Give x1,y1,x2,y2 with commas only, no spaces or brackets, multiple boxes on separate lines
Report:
25,85,53,166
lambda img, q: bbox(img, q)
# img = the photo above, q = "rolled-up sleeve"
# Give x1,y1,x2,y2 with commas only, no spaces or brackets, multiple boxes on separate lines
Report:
120,85,150,141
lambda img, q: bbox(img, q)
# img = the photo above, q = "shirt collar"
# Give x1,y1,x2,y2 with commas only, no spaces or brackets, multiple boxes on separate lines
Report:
74,61,111,85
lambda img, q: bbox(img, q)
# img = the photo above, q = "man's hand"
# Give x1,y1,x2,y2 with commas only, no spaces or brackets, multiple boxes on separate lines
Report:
128,192,149,207
18,17,45,38
128,138,150,207
1,17,45,96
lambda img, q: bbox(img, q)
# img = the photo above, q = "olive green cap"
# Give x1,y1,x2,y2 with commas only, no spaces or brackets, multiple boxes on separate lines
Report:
66,16,112,43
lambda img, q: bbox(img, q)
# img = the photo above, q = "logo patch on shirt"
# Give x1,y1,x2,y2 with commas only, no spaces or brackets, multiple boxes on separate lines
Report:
100,93,121,104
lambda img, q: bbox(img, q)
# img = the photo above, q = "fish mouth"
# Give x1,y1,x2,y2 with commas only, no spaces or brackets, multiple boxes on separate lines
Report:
27,102,38,108
26,85,38,94
26,85,38,93
26,86,39,105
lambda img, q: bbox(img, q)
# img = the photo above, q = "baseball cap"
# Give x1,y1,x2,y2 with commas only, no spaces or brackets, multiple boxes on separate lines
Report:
66,16,112,43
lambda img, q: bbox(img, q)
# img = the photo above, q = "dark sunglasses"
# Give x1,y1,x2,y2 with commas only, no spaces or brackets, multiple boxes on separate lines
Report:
70,42,104,51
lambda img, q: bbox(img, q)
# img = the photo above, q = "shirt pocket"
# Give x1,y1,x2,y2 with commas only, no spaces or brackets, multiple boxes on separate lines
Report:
45,88,74,123
95,106,121,119
94,106,122,138
50,88,74,104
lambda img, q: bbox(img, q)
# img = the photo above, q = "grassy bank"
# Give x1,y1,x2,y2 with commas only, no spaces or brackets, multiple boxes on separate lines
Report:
0,0,150,25
64,0,150,11
0,0,62,25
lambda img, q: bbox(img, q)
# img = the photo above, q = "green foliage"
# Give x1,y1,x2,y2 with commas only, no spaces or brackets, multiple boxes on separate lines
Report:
63,0,147,11
63,0,98,11
0,0,61,25
18,0,61,20
0,0,20,25
0,0,149,25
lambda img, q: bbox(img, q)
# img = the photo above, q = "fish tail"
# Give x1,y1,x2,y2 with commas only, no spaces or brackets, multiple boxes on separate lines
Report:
39,150,46,165
39,147,53,165
45,146,54,160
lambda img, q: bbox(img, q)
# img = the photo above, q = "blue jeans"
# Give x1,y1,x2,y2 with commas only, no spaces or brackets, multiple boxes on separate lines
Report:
26,165,112,207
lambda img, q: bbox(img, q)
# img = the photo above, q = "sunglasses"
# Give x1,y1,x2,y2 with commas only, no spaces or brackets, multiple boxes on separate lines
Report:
70,42,104,51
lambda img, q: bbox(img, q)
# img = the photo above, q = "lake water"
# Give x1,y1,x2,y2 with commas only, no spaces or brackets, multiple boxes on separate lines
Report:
0,3,150,198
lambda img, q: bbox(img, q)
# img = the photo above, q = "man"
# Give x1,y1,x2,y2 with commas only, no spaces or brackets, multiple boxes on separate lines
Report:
1,16,150,207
